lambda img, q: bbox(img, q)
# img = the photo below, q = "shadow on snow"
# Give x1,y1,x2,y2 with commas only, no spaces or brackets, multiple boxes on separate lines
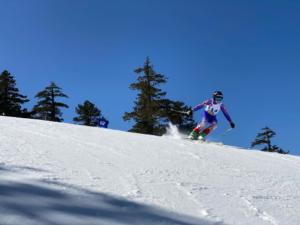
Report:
0,163,227,225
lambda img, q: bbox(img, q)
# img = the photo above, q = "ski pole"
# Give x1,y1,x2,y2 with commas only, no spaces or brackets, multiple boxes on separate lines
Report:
169,109,189,115
220,128,232,137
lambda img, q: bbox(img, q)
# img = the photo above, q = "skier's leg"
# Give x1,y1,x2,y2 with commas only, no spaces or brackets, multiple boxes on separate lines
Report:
199,122,217,139
198,115,218,140
189,118,206,140
194,119,206,132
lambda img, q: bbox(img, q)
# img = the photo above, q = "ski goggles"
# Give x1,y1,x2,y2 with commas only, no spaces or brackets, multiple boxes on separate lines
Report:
214,97,223,102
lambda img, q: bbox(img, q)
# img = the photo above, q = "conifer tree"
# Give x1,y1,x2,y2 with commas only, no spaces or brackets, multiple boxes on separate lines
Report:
123,57,167,135
0,70,29,117
33,82,68,122
251,127,289,154
73,100,101,126
252,127,275,151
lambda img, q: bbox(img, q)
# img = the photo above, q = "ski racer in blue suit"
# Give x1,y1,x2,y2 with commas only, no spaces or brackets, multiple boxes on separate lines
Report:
188,91,235,140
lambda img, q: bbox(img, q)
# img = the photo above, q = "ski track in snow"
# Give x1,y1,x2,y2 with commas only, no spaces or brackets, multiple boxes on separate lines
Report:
241,197,279,225
175,182,223,223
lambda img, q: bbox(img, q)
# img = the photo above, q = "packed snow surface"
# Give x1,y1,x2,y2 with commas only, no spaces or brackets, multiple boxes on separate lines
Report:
0,117,299,225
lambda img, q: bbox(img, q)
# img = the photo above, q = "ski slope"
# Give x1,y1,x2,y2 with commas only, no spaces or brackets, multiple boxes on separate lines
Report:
0,116,299,225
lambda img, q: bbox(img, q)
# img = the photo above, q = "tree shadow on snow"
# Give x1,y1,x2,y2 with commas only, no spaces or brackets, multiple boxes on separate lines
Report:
0,164,227,225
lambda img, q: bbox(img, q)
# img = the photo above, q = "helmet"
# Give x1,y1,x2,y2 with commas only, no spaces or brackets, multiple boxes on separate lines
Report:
213,91,223,102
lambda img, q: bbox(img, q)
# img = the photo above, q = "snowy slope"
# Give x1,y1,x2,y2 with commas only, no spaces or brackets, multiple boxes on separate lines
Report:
0,117,299,225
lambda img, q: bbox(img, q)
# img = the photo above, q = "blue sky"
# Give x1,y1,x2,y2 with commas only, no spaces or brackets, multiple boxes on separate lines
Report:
1,0,300,155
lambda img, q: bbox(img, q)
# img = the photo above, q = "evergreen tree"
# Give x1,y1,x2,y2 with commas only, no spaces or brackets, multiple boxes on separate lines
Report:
0,70,29,117
251,127,275,151
33,82,68,122
73,100,101,126
159,99,196,133
251,127,289,154
123,57,167,135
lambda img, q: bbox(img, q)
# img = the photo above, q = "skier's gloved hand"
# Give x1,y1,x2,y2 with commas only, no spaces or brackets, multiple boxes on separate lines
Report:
186,110,193,116
230,122,235,129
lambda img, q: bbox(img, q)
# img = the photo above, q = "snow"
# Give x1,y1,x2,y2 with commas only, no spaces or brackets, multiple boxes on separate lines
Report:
0,117,299,225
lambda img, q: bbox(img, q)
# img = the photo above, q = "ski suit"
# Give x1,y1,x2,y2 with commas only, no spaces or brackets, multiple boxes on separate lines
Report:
192,99,233,136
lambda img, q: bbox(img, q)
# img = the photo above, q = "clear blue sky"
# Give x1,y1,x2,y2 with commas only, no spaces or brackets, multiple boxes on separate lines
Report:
1,0,300,155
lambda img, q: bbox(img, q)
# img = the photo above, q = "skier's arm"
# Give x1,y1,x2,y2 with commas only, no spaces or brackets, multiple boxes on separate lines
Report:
192,99,210,112
221,104,233,123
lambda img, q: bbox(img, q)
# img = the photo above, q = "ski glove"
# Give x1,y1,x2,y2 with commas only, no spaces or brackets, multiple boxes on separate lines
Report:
186,110,193,116
230,122,235,129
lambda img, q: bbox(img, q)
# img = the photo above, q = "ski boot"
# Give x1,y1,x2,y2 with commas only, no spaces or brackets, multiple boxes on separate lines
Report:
188,129,200,140
198,132,207,142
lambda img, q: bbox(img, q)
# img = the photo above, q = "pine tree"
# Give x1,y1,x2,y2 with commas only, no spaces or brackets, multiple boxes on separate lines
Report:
251,127,275,151
0,70,29,117
33,82,68,122
73,100,101,126
123,57,167,135
251,127,289,154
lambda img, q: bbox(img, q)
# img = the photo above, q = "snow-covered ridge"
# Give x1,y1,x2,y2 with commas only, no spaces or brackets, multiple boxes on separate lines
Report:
0,116,299,225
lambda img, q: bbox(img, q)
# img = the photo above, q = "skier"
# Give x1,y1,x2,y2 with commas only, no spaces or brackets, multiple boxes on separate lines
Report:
187,91,235,140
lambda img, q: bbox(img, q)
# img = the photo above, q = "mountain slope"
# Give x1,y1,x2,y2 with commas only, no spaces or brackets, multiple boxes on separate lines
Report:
0,117,299,225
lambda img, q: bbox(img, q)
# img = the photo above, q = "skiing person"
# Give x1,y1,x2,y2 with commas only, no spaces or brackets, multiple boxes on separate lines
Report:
187,91,235,140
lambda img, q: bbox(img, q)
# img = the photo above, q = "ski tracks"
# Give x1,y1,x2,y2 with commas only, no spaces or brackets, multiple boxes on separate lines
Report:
176,182,223,223
241,196,279,225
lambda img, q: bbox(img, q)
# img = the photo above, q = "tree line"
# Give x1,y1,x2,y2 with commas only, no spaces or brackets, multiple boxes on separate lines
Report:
0,70,104,126
0,57,289,154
